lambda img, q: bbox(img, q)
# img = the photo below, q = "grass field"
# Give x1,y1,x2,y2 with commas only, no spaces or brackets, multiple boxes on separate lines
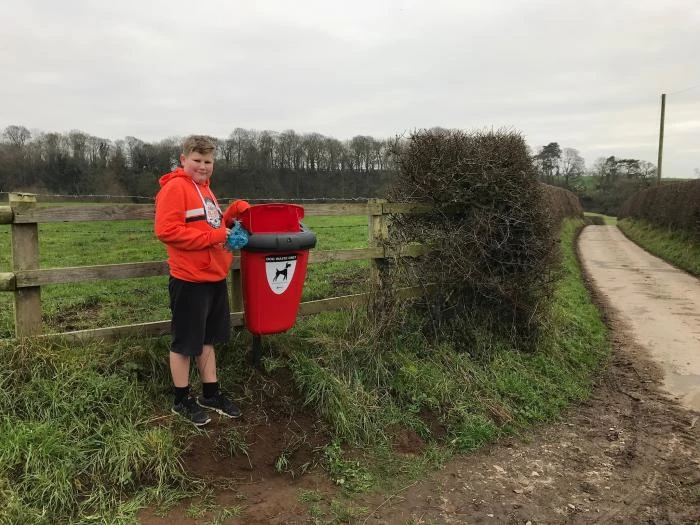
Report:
0,214,369,338
0,209,611,524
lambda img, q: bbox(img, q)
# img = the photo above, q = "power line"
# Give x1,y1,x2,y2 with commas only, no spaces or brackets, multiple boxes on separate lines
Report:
221,196,373,202
0,191,374,203
666,84,700,96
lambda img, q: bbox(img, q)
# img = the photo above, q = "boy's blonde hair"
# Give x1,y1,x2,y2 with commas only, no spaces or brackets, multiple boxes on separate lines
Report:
182,135,216,156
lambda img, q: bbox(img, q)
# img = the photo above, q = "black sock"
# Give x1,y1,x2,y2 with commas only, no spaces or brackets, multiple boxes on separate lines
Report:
202,382,219,399
174,386,190,404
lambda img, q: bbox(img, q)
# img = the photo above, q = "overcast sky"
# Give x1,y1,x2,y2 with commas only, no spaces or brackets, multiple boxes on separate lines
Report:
2,0,699,177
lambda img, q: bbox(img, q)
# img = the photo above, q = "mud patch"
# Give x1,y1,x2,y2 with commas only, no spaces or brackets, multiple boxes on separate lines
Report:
386,424,425,456
420,408,448,441
138,367,333,525
331,267,368,294
47,301,103,331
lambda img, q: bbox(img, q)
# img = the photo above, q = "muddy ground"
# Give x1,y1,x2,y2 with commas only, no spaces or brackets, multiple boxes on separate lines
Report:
363,321,700,524
140,228,700,524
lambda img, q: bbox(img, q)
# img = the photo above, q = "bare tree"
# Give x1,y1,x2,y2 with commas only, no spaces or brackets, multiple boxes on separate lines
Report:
323,137,344,171
559,147,585,189
258,130,276,170
218,135,235,167
229,128,250,168
637,161,656,180
302,132,324,171
2,125,31,148
86,135,111,169
349,135,373,172
68,130,88,163
276,129,303,170
124,136,146,170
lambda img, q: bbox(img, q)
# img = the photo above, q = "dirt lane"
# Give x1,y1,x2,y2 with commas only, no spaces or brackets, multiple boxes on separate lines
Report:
578,225,700,411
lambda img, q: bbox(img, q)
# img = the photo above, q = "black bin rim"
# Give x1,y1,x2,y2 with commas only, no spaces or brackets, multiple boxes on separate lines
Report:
242,225,317,253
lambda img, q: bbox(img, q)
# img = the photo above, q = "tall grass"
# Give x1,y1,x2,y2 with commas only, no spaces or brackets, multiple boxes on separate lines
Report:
0,208,611,521
0,339,189,524
617,218,700,276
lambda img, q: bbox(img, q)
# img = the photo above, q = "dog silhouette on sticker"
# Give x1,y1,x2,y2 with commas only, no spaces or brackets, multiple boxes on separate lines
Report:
265,255,297,294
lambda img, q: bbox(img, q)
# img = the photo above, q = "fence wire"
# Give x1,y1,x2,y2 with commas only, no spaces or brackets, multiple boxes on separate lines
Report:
1,191,376,203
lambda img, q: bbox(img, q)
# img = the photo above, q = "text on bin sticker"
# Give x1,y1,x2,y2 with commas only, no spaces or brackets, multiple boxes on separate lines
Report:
265,255,297,294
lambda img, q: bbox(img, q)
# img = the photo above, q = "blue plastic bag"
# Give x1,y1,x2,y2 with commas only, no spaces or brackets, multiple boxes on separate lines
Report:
224,220,249,251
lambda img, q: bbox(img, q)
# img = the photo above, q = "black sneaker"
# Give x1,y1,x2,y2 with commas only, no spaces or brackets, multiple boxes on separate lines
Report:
197,391,242,419
172,396,211,427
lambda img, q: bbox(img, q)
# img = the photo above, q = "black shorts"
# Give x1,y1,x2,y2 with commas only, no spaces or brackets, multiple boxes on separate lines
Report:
169,276,231,356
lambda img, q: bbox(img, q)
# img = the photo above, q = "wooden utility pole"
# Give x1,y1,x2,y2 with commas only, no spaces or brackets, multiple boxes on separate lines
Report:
657,93,666,186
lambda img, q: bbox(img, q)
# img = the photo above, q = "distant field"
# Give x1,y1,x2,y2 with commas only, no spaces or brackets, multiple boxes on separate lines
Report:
584,212,617,225
0,213,368,338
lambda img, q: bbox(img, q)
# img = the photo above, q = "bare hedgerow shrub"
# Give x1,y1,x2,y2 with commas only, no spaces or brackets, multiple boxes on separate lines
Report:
385,128,559,353
541,184,583,226
620,179,700,240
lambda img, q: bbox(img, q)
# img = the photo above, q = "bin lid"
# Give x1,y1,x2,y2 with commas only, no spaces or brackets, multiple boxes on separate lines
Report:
240,203,304,234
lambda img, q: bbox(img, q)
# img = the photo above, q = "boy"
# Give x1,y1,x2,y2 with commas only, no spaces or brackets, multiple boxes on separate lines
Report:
155,135,250,426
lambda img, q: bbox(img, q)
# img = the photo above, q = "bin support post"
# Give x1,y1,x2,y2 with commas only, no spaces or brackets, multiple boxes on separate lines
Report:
250,334,263,371
10,193,42,337
368,199,390,320
230,265,243,313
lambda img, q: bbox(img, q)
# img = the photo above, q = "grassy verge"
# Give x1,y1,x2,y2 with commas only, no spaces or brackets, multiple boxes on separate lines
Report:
0,337,193,524
1,216,610,523
617,218,700,276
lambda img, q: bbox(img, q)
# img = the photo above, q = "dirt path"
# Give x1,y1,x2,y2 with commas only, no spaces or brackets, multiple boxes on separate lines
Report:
140,225,700,524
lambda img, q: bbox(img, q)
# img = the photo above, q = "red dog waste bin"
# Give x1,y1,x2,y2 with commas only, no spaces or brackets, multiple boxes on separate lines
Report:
238,204,316,335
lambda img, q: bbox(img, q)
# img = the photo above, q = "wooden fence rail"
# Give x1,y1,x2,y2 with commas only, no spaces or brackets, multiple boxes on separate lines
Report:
1,193,428,341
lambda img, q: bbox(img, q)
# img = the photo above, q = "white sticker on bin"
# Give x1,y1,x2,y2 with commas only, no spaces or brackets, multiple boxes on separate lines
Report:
265,254,297,295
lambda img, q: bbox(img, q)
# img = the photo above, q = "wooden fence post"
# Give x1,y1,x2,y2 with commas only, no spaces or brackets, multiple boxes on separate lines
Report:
368,199,389,318
10,193,42,337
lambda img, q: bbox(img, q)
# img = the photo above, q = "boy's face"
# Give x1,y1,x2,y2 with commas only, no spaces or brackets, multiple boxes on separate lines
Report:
180,151,214,184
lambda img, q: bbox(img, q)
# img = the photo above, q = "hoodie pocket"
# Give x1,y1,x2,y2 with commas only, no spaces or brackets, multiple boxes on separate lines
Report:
191,250,212,270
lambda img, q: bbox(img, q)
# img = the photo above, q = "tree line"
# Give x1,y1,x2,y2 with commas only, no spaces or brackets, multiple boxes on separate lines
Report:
533,141,658,214
1,124,660,213
0,125,398,200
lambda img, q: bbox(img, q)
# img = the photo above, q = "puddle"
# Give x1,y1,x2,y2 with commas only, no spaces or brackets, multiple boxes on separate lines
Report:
664,371,700,411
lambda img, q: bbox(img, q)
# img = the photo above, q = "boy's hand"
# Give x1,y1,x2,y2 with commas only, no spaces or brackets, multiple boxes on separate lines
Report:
223,200,251,227
224,221,249,251
219,228,231,247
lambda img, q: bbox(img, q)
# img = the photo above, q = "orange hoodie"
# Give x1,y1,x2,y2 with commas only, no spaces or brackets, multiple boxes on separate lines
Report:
154,168,250,282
